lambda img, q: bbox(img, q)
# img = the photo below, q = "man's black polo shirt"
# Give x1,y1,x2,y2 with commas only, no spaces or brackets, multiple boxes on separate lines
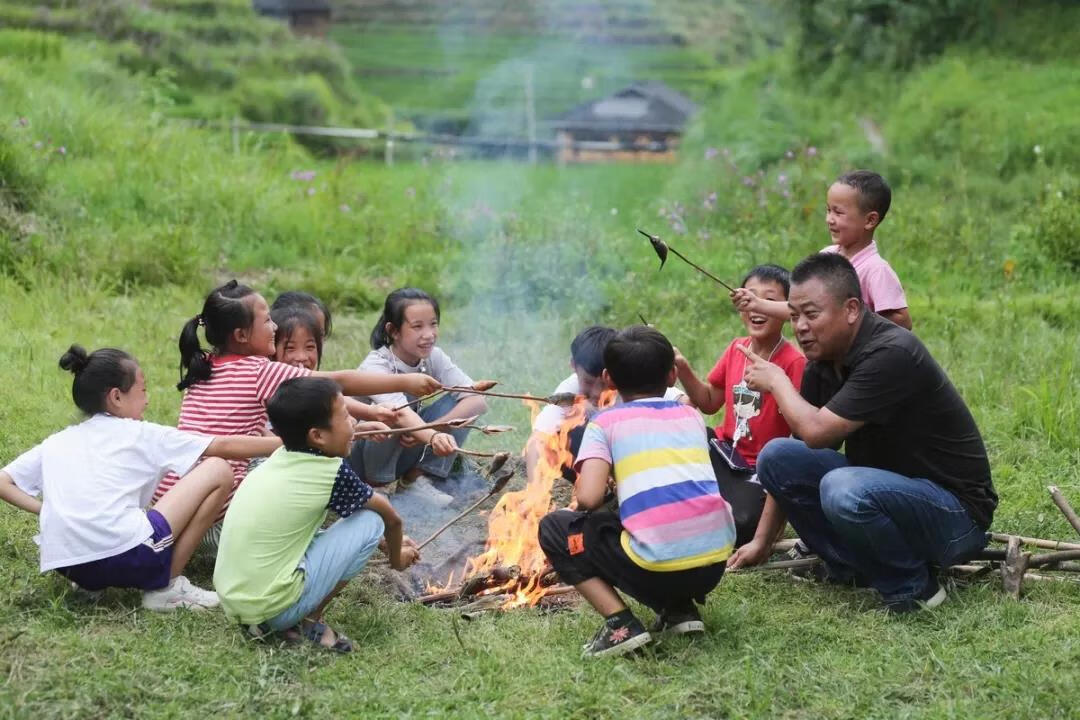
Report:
800,311,997,528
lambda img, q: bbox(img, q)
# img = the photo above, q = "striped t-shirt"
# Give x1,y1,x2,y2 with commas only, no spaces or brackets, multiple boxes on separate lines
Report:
576,398,736,571
152,354,308,521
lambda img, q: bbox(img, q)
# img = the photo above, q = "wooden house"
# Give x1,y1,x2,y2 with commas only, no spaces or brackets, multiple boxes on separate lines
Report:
550,82,697,163
253,0,332,37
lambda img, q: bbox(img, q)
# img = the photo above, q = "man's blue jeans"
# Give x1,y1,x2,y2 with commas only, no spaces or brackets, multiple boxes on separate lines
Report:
756,438,988,603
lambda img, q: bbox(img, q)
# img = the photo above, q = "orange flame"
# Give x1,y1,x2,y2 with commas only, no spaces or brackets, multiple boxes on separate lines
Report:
456,388,618,609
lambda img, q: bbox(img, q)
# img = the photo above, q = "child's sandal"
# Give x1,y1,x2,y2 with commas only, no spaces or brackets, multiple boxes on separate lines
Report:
301,620,353,653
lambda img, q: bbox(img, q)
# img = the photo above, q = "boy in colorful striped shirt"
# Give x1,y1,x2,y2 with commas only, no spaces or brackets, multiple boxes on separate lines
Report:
538,326,736,658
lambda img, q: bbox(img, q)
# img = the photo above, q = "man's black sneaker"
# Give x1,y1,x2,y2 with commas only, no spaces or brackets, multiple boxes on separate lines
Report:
885,576,947,614
581,617,652,658
650,604,705,636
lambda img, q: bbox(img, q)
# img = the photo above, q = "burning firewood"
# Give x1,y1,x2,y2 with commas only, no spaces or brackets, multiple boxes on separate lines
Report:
638,228,737,293
457,564,521,599
416,465,515,551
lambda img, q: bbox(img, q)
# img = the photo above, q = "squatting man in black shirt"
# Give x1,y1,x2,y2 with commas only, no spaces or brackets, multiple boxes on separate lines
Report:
729,253,997,613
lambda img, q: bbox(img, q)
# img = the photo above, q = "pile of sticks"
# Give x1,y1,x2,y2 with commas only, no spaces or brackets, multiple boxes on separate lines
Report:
415,562,575,615
734,487,1080,600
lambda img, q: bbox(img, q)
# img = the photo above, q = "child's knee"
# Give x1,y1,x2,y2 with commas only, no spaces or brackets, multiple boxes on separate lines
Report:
198,457,233,489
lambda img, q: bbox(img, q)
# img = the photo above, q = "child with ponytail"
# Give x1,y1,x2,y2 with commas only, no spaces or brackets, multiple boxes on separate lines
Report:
348,288,487,505
155,280,442,535
0,345,282,610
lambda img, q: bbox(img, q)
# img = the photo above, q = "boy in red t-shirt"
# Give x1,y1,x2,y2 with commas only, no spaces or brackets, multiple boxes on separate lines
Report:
675,264,805,547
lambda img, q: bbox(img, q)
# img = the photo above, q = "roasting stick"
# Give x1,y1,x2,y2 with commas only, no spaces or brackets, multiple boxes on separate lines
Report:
446,387,579,407
352,415,479,438
417,468,514,550
392,380,500,411
638,228,737,293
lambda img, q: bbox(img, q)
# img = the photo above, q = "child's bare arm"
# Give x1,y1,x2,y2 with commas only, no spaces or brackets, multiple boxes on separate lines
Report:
731,289,790,320
575,458,611,511
0,471,41,515
344,397,398,425
314,369,441,399
204,435,282,460
674,348,724,414
879,307,912,330
364,493,419,570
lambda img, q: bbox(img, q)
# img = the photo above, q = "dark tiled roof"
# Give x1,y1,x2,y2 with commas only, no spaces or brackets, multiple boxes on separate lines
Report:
551,82,697,133
253,0,331,15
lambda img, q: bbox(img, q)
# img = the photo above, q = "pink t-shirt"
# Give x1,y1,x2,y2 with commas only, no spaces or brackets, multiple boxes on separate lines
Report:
821,241,907,312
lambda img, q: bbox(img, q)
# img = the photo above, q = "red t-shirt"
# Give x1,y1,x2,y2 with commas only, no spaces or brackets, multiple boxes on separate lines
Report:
705,338,805,467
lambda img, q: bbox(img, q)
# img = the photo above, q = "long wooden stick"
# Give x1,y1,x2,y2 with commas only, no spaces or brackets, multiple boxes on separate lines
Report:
728,557,821,573
1048,486,1080,538
989,533,1080,551
416,470,513,550
392,389,444,411
352,415,478,438
442,388,578,405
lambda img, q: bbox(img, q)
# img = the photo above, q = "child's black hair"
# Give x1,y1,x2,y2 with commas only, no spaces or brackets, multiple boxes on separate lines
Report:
267,377,342,451
370,287,440,350
836,169,892,222
791,253,863,307
741,264,791,298
58,344,137,415
570,325,616,377
271,291,332,339
177,279,257,391
603,326,675,398
271,306,324,368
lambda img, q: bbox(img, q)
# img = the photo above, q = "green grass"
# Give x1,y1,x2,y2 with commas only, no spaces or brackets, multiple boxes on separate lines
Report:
2,2,1080,717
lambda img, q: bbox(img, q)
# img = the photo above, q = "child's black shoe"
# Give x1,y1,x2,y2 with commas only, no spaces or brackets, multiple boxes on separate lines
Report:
581,615,652,658
650,603,705,636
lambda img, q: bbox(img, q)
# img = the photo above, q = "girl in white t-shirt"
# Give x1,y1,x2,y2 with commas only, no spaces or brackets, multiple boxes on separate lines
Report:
0,345,283,611
348,288,487,505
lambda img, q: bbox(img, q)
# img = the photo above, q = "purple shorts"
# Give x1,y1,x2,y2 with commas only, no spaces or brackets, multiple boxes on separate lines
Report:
58,509,174,591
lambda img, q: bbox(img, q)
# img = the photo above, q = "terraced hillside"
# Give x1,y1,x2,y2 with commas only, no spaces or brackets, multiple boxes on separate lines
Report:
330,0,757,134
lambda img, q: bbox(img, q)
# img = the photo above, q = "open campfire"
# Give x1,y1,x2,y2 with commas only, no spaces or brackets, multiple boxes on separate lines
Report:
410,395,597,612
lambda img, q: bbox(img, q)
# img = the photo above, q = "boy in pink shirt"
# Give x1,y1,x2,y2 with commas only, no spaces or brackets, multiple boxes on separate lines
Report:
733,170,912,330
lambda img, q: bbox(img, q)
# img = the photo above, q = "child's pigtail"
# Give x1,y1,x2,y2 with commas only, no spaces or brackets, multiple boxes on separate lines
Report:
177,315,212,390
369,310,390,350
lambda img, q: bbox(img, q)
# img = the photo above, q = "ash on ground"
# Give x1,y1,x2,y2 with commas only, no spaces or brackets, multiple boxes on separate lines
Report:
362,455,574,600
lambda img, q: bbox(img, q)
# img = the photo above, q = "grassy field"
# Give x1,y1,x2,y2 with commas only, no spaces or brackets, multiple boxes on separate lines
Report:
2,2,1080,717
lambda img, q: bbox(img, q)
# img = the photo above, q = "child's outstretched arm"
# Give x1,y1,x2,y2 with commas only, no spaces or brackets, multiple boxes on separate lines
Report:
731,289,790,320
204,435,282,460
0,471,41,515
364,493,419,570
345,398,398,425
313,370,441,399
674,348,724,414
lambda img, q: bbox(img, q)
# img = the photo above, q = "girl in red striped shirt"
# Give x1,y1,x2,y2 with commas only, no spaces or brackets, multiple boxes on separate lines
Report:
153,280,444,542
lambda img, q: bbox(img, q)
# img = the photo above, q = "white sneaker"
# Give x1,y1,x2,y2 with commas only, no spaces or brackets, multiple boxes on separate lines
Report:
404,476,454,507
141,575,220,611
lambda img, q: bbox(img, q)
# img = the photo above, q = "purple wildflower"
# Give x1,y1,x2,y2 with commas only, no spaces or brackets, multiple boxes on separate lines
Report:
339,203,351,213
290,170,316,182
703,191,717,210
741,176,755,188
33,141,42,149
806,146,818,157
306,187,316,196
778,173,788,185
704,147,719,160
56,146,66,156
16,117,28,127
785,150,795,159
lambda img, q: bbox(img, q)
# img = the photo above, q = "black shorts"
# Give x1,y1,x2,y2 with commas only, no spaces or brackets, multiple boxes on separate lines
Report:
538,509,725,613
706,427,766,546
